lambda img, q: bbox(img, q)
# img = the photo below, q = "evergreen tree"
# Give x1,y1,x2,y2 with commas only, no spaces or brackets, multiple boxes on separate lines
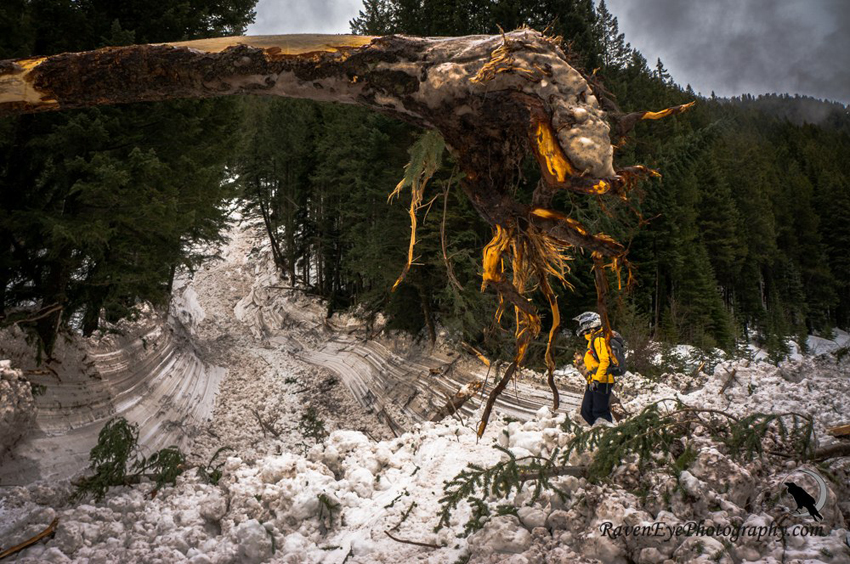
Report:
0,0,256,352
595,0,631,71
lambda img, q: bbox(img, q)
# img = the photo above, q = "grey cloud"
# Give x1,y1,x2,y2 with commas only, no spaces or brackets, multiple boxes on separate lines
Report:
605,0,850,103
248,0,362,35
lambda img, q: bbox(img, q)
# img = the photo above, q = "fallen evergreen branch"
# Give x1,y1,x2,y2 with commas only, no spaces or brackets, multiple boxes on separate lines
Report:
390,501,418,531
560,400,816,482
197,446,234,486
137,446,185,494
436,400,820,536
73,418,187,502
300,407,328,444
435,445,569,532
725,411,814,461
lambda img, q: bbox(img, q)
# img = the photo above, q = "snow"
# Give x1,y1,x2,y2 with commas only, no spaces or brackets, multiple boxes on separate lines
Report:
0,361,36,458
171,286,207,333
807,329,850,356
1,212,849,563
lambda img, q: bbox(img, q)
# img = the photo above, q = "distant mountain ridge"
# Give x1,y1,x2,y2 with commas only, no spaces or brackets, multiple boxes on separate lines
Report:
722,93,849,128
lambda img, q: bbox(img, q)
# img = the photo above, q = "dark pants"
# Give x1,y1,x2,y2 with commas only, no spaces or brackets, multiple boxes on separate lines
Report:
580,382,613,425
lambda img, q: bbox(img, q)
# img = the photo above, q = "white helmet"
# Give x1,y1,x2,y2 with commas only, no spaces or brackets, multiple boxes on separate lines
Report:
573,311,601,336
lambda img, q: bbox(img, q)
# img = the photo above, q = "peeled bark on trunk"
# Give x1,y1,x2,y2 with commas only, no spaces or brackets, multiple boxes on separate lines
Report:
0,31,690,434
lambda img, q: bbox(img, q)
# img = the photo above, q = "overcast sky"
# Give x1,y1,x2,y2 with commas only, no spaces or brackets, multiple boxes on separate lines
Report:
249,0,362,35
249,0,850,104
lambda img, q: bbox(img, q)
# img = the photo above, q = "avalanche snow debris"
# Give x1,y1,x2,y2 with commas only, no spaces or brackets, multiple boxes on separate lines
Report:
3,357,848,563
2,214,849,563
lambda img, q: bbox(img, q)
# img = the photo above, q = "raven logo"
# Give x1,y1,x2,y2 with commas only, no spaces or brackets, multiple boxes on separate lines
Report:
782,468,827,521
785,482,824,521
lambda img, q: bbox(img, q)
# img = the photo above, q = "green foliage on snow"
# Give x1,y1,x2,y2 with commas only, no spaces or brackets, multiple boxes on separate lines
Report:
317,493,341,531
436,400,819,536
299,407,328,444
74,417,188,502
197,446,234,486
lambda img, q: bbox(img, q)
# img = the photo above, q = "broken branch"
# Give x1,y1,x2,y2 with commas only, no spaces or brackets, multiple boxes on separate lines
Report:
384,530,445,549
0,517,59,561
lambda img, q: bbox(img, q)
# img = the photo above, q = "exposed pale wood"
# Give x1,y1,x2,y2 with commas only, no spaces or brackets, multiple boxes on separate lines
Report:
161,34,374,54
429,381,483,422
720,368,738,394
827,424,850,438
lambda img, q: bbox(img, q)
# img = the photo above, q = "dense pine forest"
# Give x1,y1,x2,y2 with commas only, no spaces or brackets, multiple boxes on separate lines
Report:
2,0,850,366
0,0,256,354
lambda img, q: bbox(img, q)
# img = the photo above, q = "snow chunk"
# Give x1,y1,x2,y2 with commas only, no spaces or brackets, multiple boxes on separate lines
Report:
690,448,753,508
234,519,273,563
199,490,227,522
468,515,532,554
517,506,547,530
0,361,36,457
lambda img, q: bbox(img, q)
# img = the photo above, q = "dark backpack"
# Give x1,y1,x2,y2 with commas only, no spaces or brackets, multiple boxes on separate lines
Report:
589,331,627,376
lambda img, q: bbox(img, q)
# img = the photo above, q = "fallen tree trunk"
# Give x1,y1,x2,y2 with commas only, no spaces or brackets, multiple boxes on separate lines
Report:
827,423,850,438
812,442,850,462
0,31,690,435
0,31,638,240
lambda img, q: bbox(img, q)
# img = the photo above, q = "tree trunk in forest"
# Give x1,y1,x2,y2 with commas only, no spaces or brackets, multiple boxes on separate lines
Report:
419,283,437,347
0,260,8,319
37,251,71,355
0,31,690,434
82,290,106,337
82,259,108,337
257,183,286,272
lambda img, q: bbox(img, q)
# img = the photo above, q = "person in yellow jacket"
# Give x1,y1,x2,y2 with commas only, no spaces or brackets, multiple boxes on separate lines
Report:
572,311,615,426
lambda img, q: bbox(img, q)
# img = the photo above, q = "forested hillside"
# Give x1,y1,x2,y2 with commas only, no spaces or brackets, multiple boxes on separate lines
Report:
0,0,256,354
3,0,850,365
234,0,850,364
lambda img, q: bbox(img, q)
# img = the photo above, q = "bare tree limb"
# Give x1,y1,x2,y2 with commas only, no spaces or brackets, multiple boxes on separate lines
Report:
429,381,482,422
812,443,850,461
0,517,59,561
384,530,444,549
250,409,281,438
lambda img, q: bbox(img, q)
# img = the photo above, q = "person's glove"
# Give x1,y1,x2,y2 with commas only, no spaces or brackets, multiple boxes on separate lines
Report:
589,380,599,392
573,351,584,368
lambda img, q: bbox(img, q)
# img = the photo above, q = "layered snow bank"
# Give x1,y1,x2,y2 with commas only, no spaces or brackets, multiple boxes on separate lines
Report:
2,354,849,563
0,302,224,485
808,329,850,357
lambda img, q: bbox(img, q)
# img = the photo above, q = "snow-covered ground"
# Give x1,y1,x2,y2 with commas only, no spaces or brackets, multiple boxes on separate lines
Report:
1,214,849,563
